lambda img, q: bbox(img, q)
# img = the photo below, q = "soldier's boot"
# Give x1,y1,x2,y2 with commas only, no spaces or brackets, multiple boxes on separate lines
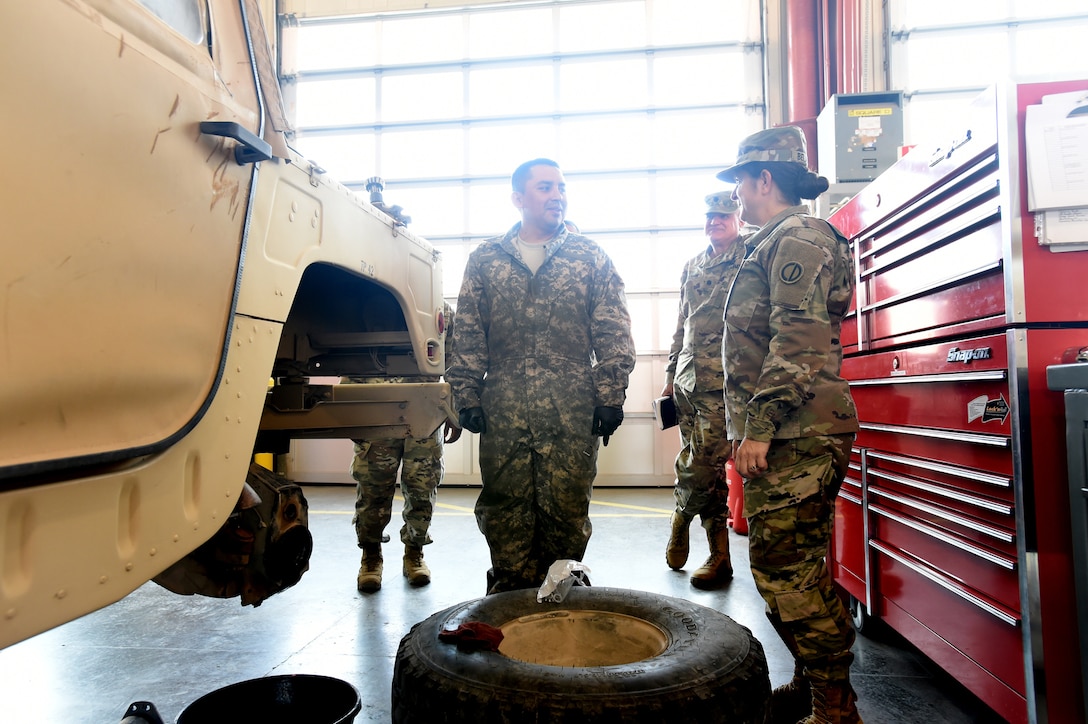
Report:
402,544,431,587
690,520,733,589
799,680,862,724
665,512,690,570
356,543,383,593
769,662,811,724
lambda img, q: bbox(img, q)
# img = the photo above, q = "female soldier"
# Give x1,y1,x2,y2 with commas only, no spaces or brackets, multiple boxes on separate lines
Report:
717,126,861,724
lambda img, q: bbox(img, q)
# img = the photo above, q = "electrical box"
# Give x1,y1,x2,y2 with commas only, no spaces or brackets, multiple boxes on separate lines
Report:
817,91,904,183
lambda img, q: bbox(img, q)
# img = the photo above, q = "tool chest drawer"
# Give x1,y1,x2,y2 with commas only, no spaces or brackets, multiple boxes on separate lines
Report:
872,539,1025,696
866,449,1018,613
852,153,1006,350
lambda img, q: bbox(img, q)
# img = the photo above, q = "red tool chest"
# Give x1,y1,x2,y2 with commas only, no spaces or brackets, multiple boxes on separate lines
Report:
829,78,1088,724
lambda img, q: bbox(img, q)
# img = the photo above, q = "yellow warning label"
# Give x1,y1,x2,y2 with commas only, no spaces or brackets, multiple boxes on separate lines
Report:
848,108,893,117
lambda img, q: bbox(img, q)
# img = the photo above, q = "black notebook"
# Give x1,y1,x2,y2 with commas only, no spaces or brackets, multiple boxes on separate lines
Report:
652,396,678,430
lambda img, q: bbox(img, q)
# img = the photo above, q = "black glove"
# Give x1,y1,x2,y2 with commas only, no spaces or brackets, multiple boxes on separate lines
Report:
459,407,487,435
592,406,624,446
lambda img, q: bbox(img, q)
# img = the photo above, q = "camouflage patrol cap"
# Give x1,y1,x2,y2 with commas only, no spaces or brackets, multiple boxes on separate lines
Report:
716,126,808,182
705,192,740,216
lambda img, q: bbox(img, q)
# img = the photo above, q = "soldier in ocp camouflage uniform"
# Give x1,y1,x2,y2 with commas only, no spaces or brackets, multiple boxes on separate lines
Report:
350,303,460,594
447,158,636,595
661,192,747,589
717,126,863,724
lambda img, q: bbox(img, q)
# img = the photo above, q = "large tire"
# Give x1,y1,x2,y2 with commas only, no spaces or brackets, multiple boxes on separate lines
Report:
392,587,770,723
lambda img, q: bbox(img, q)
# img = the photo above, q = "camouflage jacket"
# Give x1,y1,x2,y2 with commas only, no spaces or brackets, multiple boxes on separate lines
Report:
665,239,747,394
447,223,636,431
723,206,858,441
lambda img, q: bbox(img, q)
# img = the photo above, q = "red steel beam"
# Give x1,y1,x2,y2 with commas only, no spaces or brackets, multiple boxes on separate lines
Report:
785,0,822,121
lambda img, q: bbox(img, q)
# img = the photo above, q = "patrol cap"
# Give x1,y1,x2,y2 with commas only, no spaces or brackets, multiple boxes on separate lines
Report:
716,126,808,183
705,192,740,216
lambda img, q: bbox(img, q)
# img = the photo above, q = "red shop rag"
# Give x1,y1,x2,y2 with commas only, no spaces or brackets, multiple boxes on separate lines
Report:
726,460,748,535
438,622,505,652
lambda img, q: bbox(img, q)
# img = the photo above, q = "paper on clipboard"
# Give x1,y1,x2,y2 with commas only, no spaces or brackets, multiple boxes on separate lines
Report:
1036,206,1088,252
1024,91,1088,211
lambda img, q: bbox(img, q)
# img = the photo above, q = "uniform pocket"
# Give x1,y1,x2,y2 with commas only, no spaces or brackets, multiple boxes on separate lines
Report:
745,453,833,518
747,452,836,567
724,300,755,334
775,584,832,624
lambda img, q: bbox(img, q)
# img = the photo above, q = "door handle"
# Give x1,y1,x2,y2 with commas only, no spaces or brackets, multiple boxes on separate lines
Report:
199,121,272,164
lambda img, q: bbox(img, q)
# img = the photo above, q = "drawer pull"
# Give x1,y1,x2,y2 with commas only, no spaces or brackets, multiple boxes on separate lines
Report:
870,489,1014,542
860,257,1002,313
867,469,1013,515
839,490,863,506
871,504,1015,569
861,200,1000,279
857,154,999,253
865,450,1010,488
859,422,1009,447
849,370,1006,386
869,539,1019,625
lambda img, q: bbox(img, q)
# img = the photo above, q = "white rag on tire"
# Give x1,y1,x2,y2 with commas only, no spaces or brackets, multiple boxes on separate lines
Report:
536,560,591,603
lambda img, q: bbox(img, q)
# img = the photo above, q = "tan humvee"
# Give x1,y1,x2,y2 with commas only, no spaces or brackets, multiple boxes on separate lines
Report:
0,0,452,649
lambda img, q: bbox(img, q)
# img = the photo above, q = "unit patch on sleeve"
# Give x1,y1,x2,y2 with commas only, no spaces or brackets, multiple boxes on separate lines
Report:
779,261,805,284
769,238,827,309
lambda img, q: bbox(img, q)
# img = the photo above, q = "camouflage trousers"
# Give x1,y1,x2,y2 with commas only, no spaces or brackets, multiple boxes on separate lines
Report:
744,434,856,683
476,431,598,594
672,387,731,527
351,427,443,548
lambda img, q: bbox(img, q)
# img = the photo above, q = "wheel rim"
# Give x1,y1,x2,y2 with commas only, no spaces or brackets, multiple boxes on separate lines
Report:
498,609,669,666
848,596,866,630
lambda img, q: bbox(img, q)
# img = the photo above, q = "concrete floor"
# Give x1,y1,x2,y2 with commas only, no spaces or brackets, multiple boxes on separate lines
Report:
0,485,1007,723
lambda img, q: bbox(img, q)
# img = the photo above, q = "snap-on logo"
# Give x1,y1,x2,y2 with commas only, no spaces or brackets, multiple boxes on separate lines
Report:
947,347,992,364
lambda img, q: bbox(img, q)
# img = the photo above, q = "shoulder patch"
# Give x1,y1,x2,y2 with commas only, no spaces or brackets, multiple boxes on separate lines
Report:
769,239,828,310
778,261,806,284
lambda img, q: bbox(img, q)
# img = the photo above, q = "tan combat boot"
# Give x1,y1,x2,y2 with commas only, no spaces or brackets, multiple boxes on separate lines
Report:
769,663,811,724
357,543,383,593
665,512,690,570
403,544,431,587
690,520,733,589
799,680,862,724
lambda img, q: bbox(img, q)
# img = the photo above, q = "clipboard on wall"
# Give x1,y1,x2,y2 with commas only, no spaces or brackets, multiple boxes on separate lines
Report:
652,396,678,430
1024,91,1088,211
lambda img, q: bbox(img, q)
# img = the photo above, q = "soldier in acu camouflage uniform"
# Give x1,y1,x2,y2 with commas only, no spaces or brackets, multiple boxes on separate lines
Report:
350,303,460,594
447,158,636,595
717,126,862,724
661,192,746,589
